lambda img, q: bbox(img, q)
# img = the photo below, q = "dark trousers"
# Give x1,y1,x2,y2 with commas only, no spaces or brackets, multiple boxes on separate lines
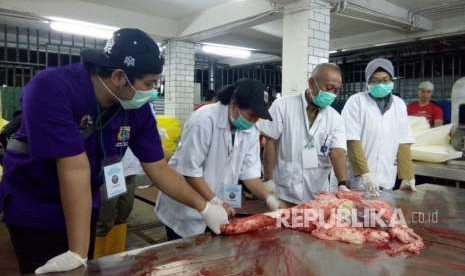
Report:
96,175,137,236
7,223,96,275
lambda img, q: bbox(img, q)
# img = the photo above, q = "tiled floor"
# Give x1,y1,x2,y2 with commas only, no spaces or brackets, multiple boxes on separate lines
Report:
126,186,168,251
0,185,167,275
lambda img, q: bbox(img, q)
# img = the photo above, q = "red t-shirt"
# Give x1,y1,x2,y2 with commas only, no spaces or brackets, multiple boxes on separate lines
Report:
407,102,443,127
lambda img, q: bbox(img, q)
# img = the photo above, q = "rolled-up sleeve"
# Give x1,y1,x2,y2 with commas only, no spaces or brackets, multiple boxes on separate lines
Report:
341,96,362,141
169,121,212,177
239,130,261,180
399,101,415,144
330,113,347,151
256,100,283,140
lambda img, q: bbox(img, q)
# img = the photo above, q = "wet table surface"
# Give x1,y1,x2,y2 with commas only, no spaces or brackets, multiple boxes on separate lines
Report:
71,184,465,276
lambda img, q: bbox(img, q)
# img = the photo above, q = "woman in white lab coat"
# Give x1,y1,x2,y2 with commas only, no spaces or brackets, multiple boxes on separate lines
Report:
155,79,282,239
341,58,416,196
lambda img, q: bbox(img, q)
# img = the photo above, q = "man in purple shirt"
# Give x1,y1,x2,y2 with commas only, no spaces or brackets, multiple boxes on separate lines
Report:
0,28,228,274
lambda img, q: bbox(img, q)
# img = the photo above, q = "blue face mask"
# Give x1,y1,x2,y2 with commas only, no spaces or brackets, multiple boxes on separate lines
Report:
368,82,394,98
230,112,254,130
98,74,159,110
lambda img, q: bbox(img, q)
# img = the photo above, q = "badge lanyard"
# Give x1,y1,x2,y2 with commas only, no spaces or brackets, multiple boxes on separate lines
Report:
222,127,241,207
96,104,130,200
96,104,127,175
301,96,322,148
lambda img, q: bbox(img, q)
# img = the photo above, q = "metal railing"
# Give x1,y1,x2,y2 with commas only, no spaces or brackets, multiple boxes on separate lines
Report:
0,23,105,87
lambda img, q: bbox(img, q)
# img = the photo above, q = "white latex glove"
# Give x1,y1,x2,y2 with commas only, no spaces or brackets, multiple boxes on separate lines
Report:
35,250,87,274
400,179,417,191
263,180,276,195
362,173,380,197
209,196,224,206
201,202,229,234
265,195,284,211
338,185,350,192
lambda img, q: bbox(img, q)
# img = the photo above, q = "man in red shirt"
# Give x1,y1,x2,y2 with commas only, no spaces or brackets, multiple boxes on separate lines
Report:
407,81,444,127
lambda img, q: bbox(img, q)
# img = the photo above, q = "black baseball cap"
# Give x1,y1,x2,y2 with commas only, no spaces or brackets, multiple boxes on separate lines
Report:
81,28,164,75
235,78,272,121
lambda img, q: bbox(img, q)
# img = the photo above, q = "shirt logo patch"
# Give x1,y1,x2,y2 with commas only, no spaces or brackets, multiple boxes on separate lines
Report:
124,56,135,67
79,114,93,130
117,126,131,142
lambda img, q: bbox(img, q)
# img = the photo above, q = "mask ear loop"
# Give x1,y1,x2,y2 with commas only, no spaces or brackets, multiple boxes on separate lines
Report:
308,77,319,100
122,72,141,94
98,76,121,101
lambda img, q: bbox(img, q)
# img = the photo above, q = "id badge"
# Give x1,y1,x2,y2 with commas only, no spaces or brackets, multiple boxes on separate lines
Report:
302,147,319,169
103,161,127,200
223,184,242,208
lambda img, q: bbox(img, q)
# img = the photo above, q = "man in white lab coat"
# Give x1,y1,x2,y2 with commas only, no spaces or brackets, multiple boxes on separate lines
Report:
156,79,282,239
257,63,349,205
341,58,416,196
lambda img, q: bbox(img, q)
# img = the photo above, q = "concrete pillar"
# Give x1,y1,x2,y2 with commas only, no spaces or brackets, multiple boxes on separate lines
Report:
281,0,331,96
164,40,195,124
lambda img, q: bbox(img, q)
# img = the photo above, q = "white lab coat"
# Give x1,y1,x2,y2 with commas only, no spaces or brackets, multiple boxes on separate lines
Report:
122,148,144,177
257,93,347,204
341,92,414,189
121,103,157,177
155,103,262,237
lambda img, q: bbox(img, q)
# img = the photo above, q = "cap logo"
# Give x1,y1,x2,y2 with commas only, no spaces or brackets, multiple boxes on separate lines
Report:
124,56,135,67
104,37,115,54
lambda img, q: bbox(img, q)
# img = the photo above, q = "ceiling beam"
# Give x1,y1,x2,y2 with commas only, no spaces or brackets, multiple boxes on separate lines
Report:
330,13,465,51
334,0,432,31
177,0,281,41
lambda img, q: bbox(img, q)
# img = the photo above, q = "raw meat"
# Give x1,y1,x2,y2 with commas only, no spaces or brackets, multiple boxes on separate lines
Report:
362,229,391,244
360,199,394,222
335,190,364,201
221,191,424,256
387,226,424,255
312,227,366,244
220,214,278,235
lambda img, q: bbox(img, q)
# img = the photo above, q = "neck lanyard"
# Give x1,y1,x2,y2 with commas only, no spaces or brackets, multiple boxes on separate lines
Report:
301,93,321,148
96,104,127,161
96,104,107,160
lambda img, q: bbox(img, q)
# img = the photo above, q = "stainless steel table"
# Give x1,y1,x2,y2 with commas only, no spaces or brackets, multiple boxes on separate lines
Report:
414,161,465,187
62,184,465,276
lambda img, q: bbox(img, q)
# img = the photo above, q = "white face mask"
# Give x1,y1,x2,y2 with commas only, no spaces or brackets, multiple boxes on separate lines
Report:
98,73,158,110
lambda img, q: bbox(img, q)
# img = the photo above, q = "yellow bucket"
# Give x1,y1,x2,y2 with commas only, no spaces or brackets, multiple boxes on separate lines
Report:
94,223,127,258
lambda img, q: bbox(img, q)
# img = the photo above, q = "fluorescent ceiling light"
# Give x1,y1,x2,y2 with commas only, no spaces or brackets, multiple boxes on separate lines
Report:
48,17,118,39
201,43,252,59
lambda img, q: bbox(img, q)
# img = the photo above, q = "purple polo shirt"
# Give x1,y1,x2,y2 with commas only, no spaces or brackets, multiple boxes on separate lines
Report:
0,63,164,230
